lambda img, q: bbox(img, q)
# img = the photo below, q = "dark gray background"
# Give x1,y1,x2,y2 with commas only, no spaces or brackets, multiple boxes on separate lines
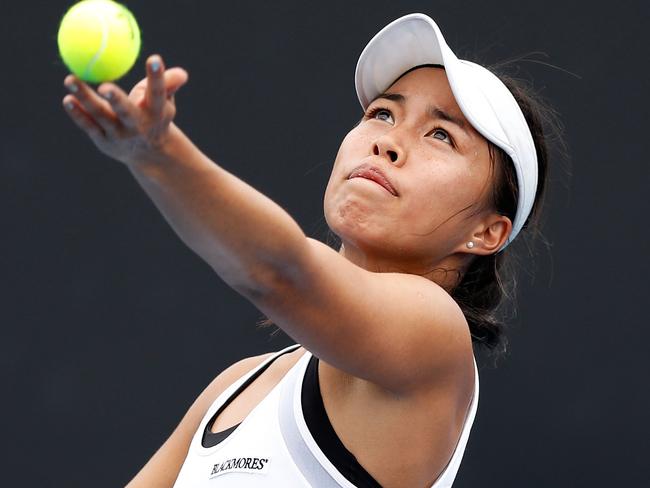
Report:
2,0,648,486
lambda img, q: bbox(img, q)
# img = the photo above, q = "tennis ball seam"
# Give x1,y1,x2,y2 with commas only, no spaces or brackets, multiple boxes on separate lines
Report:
83,10,110,81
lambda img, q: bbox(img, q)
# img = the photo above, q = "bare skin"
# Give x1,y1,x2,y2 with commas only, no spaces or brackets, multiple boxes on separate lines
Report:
326,67,511,290
63,56,512,487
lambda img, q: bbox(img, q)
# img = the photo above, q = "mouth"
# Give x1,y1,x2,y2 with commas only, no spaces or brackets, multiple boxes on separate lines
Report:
347,163,398,196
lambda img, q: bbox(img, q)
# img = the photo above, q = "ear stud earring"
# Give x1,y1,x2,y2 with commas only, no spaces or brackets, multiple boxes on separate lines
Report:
466,241,475,249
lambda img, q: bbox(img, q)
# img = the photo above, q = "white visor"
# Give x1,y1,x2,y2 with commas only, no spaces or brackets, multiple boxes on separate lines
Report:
355,13,538,252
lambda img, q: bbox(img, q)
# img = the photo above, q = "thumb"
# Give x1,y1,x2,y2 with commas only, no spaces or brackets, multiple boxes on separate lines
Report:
165,67,189,97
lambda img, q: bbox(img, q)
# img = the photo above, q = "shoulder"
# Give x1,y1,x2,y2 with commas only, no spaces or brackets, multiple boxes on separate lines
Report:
123,350,278,488
173,351,279,442
199,351,276,403
264,238,473,393
201,345,307,402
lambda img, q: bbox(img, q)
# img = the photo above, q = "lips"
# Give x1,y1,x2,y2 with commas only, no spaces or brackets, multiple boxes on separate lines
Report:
348,163,398,196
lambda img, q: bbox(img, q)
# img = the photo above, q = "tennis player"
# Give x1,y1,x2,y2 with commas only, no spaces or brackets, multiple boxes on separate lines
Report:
62,13,556,488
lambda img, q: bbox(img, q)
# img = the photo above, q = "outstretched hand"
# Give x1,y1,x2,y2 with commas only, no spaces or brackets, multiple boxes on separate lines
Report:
62,54,189,167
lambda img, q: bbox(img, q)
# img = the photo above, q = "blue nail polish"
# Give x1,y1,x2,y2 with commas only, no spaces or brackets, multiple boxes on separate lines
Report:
151,61,161,73
68,83,78,93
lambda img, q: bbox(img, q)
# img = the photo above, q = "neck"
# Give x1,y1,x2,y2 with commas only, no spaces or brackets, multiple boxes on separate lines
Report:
337,242,471,294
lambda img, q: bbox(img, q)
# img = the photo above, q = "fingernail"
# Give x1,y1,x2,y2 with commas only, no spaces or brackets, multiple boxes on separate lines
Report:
151,60,161,73
65,101,74,110
102,91,113,101
67,83,78,93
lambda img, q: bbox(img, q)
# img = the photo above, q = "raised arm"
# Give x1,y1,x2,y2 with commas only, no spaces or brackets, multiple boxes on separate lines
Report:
63,54,473,395
126,122,307,297
62,54,305,297
125,124,472,394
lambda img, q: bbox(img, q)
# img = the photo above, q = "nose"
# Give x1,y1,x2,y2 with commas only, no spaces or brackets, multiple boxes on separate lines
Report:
372,134,403,165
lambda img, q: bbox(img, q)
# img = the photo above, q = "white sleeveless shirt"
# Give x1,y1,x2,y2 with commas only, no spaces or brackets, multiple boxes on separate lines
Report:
172,344,479,487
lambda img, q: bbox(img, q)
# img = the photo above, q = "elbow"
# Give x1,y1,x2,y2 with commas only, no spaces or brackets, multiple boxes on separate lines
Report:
231,260,304,304
228,239,312,305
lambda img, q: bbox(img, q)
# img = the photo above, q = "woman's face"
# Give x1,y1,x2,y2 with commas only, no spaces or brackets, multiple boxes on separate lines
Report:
324,67,508,271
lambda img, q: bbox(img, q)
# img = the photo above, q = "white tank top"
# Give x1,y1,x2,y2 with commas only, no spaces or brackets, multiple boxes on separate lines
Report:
172,344,479,487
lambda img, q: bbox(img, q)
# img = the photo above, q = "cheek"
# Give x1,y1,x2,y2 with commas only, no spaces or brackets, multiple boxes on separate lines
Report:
328,125,379,189
407,158,482,215
335,127,373,161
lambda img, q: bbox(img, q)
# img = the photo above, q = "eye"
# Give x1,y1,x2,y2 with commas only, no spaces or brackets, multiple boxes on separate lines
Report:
431,128,452,145
365,106,394,124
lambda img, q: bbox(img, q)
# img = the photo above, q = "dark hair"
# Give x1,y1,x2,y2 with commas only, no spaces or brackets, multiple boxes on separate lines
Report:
382,62,567,363
258,61,567,365
448,62,566,362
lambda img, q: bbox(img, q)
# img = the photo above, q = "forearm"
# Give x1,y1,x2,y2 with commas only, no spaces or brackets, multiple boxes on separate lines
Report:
127,123,307,295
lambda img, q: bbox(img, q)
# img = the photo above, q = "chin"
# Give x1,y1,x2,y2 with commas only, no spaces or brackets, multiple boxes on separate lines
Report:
324,210,392,256
323,181,400,251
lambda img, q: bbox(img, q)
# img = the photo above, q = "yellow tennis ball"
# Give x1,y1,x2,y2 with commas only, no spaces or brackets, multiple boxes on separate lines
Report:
58,0,141,83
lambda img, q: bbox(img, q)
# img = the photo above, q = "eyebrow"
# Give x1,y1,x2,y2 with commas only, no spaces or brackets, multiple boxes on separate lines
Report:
373,92,470,137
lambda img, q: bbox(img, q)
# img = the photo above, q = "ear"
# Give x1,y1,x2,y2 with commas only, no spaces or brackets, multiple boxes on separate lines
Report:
458,213,513,255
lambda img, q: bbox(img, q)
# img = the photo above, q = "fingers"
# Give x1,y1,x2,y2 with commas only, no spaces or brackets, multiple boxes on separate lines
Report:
96,83,140,132
62,94,107,143
63,55,187,145
143,56,189,116
166,68,189,97
145,55,166,118
63,74,122,137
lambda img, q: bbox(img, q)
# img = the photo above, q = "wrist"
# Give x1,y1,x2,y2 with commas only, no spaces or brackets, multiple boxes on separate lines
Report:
127,122,191,179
